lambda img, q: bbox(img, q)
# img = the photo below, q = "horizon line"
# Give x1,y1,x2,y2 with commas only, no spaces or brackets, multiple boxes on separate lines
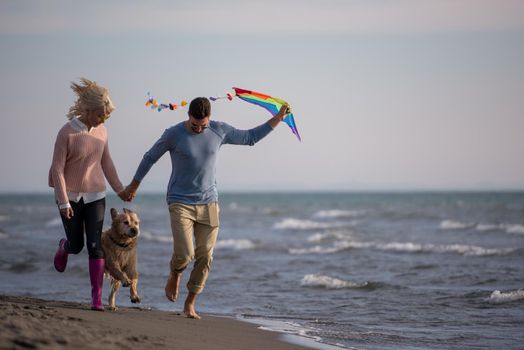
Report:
1,188,523,196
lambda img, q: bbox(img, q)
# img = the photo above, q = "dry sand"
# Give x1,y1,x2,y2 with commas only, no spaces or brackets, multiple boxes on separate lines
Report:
0,295,311,350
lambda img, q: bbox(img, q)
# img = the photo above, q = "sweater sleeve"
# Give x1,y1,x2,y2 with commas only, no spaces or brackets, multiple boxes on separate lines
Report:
133,128,173,182
101,138,124,194
221,122,273,146
49,128,69,205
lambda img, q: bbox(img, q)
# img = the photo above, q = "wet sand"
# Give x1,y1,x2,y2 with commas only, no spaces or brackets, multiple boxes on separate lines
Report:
0,295,311,350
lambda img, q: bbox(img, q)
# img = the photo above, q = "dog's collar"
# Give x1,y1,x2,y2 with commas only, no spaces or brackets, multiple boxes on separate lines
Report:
109,235,134,248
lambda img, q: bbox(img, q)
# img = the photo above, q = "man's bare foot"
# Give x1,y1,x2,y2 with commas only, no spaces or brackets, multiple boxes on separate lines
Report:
165,272,181,302
184,292,201,319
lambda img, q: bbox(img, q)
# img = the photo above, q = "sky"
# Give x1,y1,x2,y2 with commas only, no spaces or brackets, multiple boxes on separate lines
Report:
1,0,523,193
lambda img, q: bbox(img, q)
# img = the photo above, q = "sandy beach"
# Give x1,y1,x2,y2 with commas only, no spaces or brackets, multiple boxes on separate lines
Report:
0,295,312,350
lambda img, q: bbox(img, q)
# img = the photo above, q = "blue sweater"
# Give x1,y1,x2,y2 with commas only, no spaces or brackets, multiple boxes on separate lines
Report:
133,120,273,204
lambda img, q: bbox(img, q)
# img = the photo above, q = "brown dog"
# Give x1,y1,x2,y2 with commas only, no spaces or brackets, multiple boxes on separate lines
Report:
101,208,141,311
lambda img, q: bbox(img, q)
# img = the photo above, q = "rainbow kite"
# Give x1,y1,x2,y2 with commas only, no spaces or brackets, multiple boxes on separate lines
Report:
231,87,301,142
146,87,301,141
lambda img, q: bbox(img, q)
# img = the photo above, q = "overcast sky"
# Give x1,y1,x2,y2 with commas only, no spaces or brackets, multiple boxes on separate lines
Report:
1,0,523,193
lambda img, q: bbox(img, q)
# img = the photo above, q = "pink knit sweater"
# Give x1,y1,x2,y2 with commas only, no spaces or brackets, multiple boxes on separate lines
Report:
49,122,124,204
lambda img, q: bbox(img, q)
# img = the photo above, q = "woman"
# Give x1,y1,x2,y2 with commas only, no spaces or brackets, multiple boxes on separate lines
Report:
49,78,126,311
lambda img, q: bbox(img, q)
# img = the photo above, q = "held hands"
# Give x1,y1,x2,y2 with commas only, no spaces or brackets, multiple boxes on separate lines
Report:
118,180,140,202
118,190,132,202
118,188,135,202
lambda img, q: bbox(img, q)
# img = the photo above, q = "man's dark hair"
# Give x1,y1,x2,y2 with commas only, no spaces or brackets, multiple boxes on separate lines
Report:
188,97,211,120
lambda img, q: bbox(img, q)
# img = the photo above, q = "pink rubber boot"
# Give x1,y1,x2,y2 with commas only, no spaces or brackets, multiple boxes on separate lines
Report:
89,259,105,311
54,239,68,272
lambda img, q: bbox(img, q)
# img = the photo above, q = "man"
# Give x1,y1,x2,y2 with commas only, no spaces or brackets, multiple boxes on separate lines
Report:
124,97,289,319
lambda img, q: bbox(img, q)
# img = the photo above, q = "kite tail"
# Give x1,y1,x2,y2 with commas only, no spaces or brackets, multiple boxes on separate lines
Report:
145,92,187,112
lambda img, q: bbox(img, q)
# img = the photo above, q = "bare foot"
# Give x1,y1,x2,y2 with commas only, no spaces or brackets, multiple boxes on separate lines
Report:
165,272,181,302
184,292,201,319
184,304,201,319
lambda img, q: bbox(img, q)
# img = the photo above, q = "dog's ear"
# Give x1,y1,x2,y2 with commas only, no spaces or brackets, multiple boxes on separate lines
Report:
123,208,133,215
110,208,119,219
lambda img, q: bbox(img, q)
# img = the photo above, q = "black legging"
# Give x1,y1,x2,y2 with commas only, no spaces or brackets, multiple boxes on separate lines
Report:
59,197,105,259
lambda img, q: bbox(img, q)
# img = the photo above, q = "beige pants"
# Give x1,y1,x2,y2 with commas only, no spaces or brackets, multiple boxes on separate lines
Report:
168,202,219,294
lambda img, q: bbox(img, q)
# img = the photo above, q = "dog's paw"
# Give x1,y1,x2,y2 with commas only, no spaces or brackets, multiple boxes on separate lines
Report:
122,279,131,287
109,305,118,311
131,295,141,304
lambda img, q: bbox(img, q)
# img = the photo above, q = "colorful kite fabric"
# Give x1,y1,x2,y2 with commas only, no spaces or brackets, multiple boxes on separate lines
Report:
232,87,301,142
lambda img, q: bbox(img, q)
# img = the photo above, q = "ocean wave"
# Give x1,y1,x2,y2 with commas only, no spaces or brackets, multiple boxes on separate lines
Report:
440,220,524,235
440,220,475,230
7,261,39,273
475,224,501,231
241,318,326,348
307,231,351,243
0,215,8,222
504,224,524,234
313,209,366,219
380,242,514,256
226,202,280,216
489,289,524,303
0,231,8,239
274,218,350,230
140,231,172,243
215,239,256,250
140,232,256,251
476,223,524,234
289,241,352,255
226,202,253,213
301,274,368,289
289,240,514,256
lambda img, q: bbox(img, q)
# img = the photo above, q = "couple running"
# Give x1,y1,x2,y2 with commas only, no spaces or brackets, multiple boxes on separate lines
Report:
49,78,289,318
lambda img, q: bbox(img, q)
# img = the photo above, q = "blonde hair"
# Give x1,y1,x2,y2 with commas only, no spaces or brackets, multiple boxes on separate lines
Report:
67,78,115,120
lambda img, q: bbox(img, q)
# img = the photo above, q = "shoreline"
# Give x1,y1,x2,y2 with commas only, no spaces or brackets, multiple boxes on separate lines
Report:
0,294,317,350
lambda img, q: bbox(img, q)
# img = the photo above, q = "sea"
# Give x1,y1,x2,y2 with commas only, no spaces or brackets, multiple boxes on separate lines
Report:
0,192,523,350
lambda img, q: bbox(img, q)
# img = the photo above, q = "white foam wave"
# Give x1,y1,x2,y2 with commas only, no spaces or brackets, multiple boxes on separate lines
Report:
227,202,239,210
301,274,368,289
274,218,347,230
307,231,350,243
504,224,524,234
127,231,256,250
226,202,252,213
380,242,514,256
289,240,514,256
440,220,475,230
289,241,351,255
242,318,329,349
45,218,63,228
489,289,524,303
140,231,172,243
226,202,277,215
440,220,524,235
313,209,365,219
475,224,501,231
215,239,256,250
